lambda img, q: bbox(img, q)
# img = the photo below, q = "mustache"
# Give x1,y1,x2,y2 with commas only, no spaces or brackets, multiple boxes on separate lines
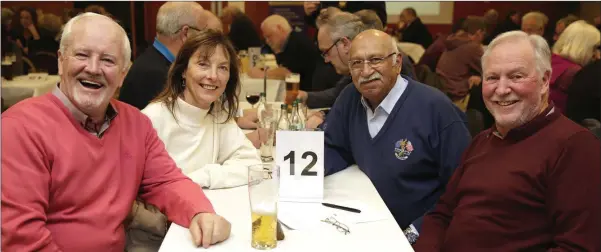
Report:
358,72,382,85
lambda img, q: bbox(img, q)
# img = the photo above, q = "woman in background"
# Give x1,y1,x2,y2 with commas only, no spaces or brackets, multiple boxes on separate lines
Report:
550,20,600,114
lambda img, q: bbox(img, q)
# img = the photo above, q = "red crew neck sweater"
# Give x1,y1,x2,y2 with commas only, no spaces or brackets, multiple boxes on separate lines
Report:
2,94,214,251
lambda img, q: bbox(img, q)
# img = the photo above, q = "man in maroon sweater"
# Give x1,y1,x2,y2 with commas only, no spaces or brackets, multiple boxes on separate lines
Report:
415,31,601,251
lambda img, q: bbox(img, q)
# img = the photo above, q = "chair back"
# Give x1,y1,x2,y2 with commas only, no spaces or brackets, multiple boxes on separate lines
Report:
31,51,58,75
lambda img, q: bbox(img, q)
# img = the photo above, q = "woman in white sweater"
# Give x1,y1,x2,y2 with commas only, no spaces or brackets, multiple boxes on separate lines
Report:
141,29,260,190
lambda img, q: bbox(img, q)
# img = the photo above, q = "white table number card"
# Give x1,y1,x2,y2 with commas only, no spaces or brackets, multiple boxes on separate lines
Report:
276,130,324,202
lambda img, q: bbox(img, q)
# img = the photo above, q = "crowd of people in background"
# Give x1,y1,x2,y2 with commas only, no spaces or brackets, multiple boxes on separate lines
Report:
1,2,600,251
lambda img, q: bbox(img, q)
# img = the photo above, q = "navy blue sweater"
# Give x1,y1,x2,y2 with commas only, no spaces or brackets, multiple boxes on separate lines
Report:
324,75,471,230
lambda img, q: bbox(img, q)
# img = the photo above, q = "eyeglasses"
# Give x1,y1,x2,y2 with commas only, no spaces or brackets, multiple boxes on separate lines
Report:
348,53,396,72
320,38,342,59
321,215,350,235
175,25,203,34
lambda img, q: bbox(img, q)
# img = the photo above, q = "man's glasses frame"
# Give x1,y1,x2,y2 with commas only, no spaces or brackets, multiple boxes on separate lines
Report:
320,38,342,59
348,53,397,72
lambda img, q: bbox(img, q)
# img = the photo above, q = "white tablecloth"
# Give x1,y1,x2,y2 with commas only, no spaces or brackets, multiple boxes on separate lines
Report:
158,165,414,252
240,74,285,103
2,74,59,106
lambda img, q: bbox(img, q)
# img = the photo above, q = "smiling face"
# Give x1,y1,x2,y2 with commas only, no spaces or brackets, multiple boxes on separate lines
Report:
349,31,402,108
182,45,230,110
482,39,549,135
58,16,126,120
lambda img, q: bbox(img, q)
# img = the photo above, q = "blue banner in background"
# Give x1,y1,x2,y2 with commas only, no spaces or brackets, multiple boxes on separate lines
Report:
269,4,307,32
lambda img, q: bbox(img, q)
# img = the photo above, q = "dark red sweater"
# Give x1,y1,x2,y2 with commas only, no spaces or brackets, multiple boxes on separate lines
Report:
415,106,601,251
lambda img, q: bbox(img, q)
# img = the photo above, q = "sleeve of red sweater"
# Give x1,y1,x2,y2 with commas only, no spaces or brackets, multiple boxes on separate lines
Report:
546,131,601,251
137,115,215,228
1,117,63,252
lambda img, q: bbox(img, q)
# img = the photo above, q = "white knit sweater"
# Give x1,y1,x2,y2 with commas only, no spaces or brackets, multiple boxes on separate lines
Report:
142,97,260,189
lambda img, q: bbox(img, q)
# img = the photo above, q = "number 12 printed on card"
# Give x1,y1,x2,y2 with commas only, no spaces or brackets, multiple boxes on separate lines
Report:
276,130,324,203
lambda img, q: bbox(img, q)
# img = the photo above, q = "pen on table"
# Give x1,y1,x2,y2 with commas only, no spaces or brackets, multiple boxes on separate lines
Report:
322,203,361,213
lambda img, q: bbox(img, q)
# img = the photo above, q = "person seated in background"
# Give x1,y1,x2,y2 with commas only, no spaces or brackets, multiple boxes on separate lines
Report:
309,6,344,92
566,58,601,125
550,20,600,114
248,15,321,92
298,12,362,111
417,17,465,73
323,29,471,242
1,12,231,251
552,14,579,43
130,29,261,251
12,7,57,56
521,11,547,37
482,9,499,41
415,31,601,251
485,10,521,45
220,6,261,52
436,16,487,111
119,2,210,110
298,11,416,111
303,1,387,41
397,7,433,49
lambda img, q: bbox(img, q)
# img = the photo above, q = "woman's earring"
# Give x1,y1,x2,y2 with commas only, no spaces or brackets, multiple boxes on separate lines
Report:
181,78,186,88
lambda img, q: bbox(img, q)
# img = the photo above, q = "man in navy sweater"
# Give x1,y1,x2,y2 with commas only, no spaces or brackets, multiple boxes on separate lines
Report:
322,30,471,237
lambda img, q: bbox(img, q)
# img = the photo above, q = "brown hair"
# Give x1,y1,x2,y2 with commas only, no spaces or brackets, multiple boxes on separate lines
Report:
152,29,240,123
462,16,487,35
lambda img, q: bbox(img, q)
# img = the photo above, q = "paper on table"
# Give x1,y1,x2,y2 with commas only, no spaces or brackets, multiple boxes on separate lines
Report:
277,200,388,230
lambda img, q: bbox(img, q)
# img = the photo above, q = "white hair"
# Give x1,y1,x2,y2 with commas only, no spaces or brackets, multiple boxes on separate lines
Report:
156,2,203,37
261,15,292,33
60,12,131,70
552,20,601,66
482,30,551,78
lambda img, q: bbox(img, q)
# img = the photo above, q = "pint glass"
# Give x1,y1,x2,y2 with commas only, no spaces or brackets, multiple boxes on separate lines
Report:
248,164,280,249
285,73,300,105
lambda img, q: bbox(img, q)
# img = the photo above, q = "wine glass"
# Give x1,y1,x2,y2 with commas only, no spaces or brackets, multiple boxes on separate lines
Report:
245,92,260,108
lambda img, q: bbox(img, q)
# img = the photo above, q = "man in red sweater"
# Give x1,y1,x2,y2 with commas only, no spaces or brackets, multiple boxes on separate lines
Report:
415,31,601,251
1,13,231,251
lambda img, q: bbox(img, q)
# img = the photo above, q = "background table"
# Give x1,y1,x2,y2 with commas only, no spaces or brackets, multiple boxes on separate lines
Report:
2,74,59,107
158,165,414,252
239,74,285,103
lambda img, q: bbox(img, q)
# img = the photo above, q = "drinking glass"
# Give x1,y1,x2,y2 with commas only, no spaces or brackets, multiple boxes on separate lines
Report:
248,163,280,250
285,73,300,105
246,92,260,108
259,107,277,162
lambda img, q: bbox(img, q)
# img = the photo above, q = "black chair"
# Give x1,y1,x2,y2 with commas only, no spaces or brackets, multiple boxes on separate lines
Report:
31,51,58,75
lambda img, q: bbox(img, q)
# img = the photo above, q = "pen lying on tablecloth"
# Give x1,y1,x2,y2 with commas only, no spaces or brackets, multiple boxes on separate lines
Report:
322,203,361,213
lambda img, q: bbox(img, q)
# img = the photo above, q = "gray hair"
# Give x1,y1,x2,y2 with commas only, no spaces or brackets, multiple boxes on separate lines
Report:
354,9,383,31
522,11,548,28
482,30,551,78
325,12,366,41
60,12,131,70
156,2,203,37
